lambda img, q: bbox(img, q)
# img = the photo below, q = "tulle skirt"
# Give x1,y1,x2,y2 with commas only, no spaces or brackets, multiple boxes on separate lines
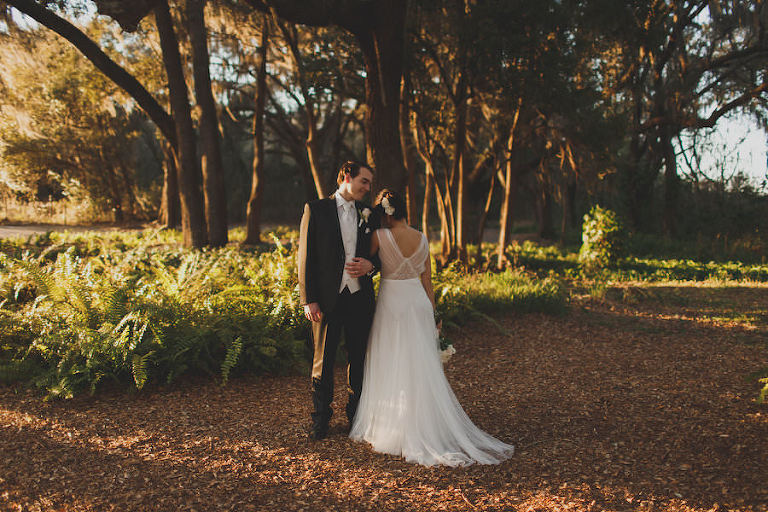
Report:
349,278,514,466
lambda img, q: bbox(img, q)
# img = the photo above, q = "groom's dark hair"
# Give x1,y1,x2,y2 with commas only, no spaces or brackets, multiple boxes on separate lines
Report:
337,160,373,186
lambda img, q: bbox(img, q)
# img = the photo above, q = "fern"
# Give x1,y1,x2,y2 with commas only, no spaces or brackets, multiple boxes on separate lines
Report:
13,259,60,300
130,319,149,352
132,352,152,390
220,337,242,385
112,312,149,352
103,287,131,325
1,238,339,396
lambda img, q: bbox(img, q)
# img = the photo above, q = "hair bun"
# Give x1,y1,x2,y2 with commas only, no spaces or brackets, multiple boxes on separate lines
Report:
375,189,407,220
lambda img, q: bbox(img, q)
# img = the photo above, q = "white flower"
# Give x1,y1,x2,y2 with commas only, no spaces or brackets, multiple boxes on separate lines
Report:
381,197,395,216
440,344,456,364
358,207,371,227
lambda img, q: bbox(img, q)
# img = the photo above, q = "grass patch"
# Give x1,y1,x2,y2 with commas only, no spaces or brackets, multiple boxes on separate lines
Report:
433,265,567,325
489,240,768,283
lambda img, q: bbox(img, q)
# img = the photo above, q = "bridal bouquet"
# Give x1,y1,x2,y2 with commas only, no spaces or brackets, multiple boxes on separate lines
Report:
440,338,456,364
435,313,456,364
436,318,455,363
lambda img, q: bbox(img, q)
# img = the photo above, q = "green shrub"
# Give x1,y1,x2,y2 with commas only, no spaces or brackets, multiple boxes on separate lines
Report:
432,263,567,327
759,376,768,404
0,239,307,398
579,205,626,269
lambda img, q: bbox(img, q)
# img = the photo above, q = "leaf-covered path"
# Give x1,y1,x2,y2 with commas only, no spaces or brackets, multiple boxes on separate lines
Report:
2,284,767,512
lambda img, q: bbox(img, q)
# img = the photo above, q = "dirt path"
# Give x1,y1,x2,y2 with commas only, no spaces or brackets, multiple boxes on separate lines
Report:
0,224,135,238
0,224,544,244
1,285,767,511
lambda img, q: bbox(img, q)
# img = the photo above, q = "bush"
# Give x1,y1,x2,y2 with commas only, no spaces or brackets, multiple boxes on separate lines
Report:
432,263,567,327
579,205,626,269
0,238,307,398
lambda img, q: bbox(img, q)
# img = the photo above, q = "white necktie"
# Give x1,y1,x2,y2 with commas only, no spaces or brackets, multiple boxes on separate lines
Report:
343,202,353,221
339,200,360,293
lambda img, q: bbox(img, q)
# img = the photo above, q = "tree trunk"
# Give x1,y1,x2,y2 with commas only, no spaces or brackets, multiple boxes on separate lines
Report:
452,89,468,263
537,186,554,240
353,8,408,194
475,172,496,267
434,168,452,265
422,170,433,240
625,87,651,232
117,159,143,219
413,120,451,263
187,0,228,246
661,124,679,236
306,124,328,198
159,142,181,229
245,17,270,245
497,160,518,270
278,21,329,199
440,169,457,262
104,164,124,223
155,0,206,247
400,72,418,224
244,0,408,193
560,180,577,245
497,101,522,269
559,180,569,246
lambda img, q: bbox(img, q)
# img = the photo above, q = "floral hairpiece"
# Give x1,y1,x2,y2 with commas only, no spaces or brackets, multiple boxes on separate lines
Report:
381,196,395,216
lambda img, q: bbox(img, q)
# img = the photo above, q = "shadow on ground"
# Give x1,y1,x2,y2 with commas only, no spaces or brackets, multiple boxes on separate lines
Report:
1,285,767,511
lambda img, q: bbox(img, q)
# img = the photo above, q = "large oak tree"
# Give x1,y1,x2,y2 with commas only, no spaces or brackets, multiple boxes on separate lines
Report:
93,0,409,193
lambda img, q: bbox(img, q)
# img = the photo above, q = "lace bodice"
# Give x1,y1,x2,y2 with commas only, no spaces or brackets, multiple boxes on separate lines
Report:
377,228,429,280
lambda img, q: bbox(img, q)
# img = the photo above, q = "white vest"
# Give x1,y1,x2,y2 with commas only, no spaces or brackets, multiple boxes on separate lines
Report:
335,193,360,294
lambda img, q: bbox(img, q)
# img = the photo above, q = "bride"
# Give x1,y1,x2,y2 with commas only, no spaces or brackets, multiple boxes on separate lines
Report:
349,190,514,466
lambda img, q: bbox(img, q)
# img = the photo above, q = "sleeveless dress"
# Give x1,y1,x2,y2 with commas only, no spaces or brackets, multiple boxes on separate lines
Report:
349,228,514,466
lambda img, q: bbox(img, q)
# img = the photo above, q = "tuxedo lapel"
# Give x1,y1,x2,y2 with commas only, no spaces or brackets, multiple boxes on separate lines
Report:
354,201,370,257
326,197,345,260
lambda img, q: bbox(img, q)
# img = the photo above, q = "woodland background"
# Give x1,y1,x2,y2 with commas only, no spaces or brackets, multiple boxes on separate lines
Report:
0,0,765,265
1,4,767,511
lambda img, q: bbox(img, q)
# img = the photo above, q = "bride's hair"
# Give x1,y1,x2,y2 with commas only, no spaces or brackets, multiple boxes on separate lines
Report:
374,189,407,220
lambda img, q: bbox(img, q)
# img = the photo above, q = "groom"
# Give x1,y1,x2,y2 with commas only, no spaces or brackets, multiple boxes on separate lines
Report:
297,161,379,440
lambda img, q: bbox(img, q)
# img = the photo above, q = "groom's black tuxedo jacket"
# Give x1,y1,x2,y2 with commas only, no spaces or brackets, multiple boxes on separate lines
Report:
298,196,380,314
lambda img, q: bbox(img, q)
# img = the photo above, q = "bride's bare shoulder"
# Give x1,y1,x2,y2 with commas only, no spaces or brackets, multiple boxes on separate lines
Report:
407,226,426,241
405,225,422,235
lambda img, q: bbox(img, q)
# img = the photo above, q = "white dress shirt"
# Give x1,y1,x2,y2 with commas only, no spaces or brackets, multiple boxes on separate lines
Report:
335,192,360,294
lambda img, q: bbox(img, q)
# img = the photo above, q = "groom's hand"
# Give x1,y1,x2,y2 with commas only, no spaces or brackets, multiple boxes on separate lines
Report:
346,257,373,278
304,302,322,322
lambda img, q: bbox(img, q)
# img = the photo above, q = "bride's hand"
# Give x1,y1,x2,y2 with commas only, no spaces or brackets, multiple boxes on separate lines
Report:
346,257,373,277
436,319,442,335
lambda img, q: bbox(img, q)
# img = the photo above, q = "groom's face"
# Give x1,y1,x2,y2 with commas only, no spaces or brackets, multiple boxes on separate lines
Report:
345,167,373,201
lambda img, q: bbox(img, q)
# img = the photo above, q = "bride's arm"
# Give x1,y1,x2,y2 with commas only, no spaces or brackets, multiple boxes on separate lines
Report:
420,255,436,312
370,229,380,256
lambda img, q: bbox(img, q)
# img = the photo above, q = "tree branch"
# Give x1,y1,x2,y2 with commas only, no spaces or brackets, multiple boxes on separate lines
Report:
639,81,767,130
92,0,162,32
692,81,768,129
4,0,176,148
242,0,375,34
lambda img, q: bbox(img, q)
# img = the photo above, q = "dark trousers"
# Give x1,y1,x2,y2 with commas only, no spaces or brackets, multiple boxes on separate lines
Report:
311,287,373,429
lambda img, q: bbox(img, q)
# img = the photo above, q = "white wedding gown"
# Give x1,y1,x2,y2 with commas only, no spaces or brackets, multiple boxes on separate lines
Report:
350,228,514,466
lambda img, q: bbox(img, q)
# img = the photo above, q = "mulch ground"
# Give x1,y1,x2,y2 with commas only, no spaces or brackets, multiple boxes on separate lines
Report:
2,283,767,512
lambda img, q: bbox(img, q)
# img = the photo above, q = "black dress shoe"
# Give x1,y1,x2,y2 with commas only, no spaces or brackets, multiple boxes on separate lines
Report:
309,427,328,441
